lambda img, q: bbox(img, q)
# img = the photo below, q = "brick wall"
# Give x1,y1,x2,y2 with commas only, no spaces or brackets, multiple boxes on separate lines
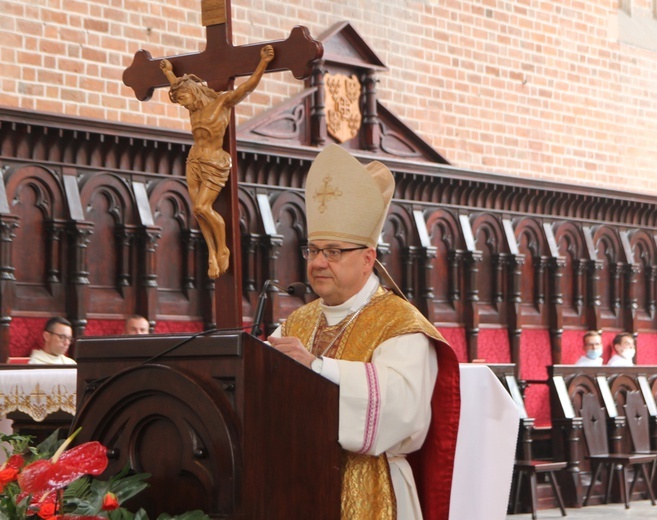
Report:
2,0,657,194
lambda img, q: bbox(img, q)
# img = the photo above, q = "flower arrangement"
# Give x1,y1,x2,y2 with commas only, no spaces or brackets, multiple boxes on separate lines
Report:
0,429,210,520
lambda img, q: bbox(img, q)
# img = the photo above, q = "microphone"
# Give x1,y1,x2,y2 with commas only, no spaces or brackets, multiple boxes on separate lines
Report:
251,280,307,337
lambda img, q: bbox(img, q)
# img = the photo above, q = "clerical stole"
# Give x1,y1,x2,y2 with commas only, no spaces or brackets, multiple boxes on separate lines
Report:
281,288,460,520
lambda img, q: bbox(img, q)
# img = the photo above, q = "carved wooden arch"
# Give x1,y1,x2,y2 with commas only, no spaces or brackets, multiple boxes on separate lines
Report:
470,212,508,254
78,172,137,226
590,226,624,265
237,187,263,298
148,178,200,293
78,172,140,312
553,221,586,261
514,217,548,310
149,178,196,230
627,228,655,317
269,191,307,287
565,373,601,417
425,207,464,252
591,224,624,321
608,372,641,411
237,188,261,236
425,207,464,306
469,212,507,307
3,164,69,311
514,217,547,259
4,164,67,220
649,374,657,401
380,203,417,294
552,221,587,317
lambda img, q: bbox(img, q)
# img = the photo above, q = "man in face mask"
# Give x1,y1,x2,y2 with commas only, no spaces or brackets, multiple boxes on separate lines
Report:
607,332,637,367
575,331,604,366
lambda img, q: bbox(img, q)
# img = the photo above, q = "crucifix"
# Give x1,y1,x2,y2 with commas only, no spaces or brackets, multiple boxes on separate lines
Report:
123,0,322,330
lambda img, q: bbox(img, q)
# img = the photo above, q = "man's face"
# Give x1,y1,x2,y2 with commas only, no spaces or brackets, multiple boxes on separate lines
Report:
615,336,636,355
43,323,73,357
306,240,375,306
125,317,149,335
583,334,602,353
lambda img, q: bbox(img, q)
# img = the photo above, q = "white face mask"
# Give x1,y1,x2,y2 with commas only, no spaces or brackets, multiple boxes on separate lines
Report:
621,348,636,361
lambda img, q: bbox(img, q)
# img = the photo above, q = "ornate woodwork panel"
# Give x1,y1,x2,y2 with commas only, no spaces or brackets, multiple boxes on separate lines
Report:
267,190,308,331
381,204,417,305
469,213,507,325
149,178,205,322
627,229,656,330
425,208,463,326
4,164,68,314
514,217,549,327
79,172,137,316
553,221,587,328
591,225,624,331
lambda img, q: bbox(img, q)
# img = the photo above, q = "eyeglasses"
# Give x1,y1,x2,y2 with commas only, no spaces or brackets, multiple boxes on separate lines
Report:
46,331,74,343
301,245,368,262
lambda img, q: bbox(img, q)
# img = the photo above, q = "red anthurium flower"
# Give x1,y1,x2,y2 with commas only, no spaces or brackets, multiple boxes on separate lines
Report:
101,491,119,511
18,441,108,494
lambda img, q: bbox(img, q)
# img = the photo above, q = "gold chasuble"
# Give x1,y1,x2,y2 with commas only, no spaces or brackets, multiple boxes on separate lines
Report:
281,287,449,519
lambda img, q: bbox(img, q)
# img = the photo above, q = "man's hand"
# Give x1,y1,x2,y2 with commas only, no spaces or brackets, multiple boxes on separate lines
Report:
160,59,173,73
268,335,315,368
261,45,275,64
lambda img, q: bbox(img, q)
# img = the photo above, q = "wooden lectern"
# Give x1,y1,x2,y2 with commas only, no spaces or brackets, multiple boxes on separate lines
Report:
72,333,341,519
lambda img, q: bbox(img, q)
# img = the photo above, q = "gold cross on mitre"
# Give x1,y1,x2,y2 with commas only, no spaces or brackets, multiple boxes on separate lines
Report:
313,176,343,213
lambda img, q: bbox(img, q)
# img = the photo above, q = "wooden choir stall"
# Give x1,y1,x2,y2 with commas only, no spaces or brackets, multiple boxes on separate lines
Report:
72,332,341,519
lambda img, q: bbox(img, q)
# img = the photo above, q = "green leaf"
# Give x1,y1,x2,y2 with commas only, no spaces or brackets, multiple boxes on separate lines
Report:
34,428,65,459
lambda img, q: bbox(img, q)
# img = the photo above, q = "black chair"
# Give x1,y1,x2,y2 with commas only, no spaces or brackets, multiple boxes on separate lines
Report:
581,393,657,508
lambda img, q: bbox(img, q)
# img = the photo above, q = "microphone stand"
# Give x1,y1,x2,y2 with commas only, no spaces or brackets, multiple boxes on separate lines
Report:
251,280,306,337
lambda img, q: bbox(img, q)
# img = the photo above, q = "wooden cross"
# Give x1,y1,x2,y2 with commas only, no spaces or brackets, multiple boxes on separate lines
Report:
123,0,323,330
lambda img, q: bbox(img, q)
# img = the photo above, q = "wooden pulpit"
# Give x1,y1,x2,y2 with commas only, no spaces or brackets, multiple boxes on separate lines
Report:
71,333,341,519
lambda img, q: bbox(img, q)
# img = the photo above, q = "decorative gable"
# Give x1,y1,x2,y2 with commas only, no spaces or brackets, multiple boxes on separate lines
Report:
237,21,449,165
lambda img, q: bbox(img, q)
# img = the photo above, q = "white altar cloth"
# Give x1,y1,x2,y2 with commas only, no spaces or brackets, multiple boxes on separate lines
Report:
449,364,519,520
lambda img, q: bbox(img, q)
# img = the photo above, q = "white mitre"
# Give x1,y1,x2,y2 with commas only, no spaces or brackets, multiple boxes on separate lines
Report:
305,144,394,248
305,145,406,299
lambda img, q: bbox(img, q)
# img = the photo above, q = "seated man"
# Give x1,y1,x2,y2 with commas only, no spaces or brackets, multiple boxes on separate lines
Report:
607,332,636,367
574,330,603,366
124,314,150,335
29,317,76,365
